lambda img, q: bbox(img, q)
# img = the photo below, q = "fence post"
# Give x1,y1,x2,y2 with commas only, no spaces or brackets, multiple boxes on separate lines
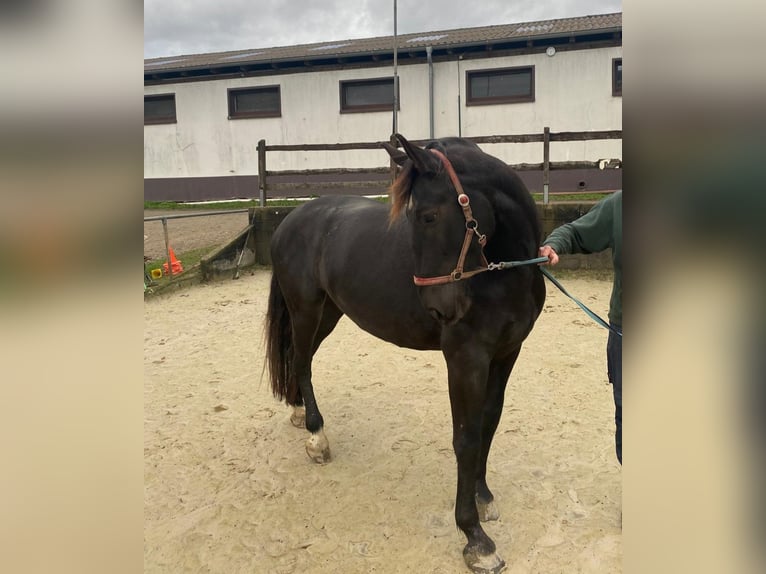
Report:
257,139,267,207
161,217,173,278
543,126,550,205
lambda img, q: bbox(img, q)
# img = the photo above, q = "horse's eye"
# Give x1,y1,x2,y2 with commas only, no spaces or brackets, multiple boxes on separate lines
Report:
421,211,438,224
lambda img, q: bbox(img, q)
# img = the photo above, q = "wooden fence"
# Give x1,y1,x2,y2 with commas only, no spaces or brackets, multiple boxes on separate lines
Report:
256,128,621,205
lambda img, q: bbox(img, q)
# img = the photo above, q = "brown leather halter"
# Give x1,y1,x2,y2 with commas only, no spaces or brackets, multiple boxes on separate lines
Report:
412,149,491,286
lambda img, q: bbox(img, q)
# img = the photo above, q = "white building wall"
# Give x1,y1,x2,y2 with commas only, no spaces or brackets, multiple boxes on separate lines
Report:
428,45,622,164
144,45,621,179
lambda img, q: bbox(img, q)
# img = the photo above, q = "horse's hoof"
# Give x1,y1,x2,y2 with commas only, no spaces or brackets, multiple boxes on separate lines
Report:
476,497,500,522
463,546,506,574
306,431,331,464
290,406,306,428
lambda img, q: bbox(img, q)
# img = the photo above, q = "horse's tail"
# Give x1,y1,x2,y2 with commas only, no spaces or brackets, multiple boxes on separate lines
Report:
265,273,300,406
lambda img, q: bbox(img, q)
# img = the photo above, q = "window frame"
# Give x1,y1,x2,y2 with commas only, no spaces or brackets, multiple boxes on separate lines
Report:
465,66,535,106
227,85,282,120
612,58,622,97
339,77,399,114
144,93,177,125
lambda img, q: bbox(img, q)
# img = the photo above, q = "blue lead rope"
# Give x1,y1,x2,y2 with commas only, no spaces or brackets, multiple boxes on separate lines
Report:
539,267,622,338
490,256,622,338
489,256,550,269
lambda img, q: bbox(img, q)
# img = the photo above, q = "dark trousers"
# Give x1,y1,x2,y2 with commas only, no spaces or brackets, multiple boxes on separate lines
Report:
607,324,622,464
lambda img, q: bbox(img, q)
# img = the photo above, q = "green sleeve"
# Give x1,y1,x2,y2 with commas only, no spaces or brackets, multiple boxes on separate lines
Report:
543,193,616,255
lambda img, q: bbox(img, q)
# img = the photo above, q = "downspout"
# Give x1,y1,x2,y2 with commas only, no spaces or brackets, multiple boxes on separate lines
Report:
456,54,463,137
427,46,434,139
392,0,398,135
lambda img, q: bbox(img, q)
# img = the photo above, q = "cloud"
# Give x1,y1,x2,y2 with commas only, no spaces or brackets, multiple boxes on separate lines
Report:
144,0,621,58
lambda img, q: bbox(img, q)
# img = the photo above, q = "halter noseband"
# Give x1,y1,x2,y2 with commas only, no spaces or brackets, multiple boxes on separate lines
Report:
412,149,490,286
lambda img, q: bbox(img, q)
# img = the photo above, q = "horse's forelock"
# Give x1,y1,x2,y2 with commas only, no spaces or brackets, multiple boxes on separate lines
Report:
388,162,414,222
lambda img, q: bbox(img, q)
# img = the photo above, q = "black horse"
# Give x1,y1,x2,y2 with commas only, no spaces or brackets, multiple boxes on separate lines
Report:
265,134,545,573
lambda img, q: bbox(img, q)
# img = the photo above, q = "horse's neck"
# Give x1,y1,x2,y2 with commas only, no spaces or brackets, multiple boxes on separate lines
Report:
487,191,540,259
489,216,537,261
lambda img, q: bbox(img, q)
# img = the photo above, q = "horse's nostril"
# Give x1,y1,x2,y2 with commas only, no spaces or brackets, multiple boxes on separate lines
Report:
429,307,458,325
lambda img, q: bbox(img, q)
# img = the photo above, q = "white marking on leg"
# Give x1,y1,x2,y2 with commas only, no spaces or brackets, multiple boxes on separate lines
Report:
306,429,331,464
476,496,500,522
290,406,306,428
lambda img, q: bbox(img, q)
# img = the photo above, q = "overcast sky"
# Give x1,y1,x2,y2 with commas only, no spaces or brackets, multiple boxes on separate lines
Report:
145,0,622,59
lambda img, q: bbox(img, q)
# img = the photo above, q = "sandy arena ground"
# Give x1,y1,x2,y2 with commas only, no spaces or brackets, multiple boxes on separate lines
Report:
144,270,621,573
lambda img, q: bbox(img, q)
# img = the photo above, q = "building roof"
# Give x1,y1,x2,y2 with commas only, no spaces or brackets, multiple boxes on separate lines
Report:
145,12,621,82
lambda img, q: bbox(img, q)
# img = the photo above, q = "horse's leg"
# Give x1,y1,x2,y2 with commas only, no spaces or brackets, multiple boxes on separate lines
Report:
291,296,343,463
444,345,505,574
475,348,521,523
290,299,343,431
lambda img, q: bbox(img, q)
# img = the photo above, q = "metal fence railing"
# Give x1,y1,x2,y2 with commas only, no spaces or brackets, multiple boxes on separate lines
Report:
144,209,250,279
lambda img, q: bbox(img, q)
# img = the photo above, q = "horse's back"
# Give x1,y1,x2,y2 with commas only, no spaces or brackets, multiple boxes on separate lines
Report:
271,196,395,283
272,196,386,241
270,196,441,349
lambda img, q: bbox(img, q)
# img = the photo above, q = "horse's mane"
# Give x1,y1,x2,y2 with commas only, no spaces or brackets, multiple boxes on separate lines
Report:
388,162,415,223
389,141,455,222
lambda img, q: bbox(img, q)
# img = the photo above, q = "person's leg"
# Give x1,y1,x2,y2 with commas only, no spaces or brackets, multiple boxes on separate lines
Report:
607,326,622,464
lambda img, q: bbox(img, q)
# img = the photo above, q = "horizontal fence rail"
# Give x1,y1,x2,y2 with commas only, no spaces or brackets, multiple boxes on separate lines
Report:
143,209,250,222
264,167,391,177
256,128,621,205
263,142,385,151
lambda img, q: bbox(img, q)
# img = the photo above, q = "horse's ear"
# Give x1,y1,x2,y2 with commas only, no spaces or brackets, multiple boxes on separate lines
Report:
395,134,440,174
382,142,408,166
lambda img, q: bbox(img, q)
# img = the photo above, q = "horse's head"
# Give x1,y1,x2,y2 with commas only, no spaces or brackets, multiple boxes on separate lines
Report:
385,134,497,325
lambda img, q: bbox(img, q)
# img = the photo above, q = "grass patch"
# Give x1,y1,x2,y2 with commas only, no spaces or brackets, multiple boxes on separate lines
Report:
145,196,395,211
146,199,263,210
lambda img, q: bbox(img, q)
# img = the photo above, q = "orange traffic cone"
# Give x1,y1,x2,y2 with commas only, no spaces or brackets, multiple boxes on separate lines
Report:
162,247,184,275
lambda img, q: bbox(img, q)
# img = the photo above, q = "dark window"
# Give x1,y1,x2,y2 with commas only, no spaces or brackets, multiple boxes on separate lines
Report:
340,78,398,113
228,86,281,119
144,94,176,125
466,66,535,105
612,58,622,96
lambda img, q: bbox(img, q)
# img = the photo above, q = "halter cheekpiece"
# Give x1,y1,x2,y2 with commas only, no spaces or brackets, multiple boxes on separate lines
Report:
411,149,490,286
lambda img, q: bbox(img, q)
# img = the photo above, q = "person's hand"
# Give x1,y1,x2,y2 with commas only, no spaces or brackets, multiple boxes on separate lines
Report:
538,244,559,265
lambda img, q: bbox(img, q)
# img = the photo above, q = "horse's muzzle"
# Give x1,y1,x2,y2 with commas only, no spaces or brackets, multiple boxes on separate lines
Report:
428,307,460,326
420,282,471,326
